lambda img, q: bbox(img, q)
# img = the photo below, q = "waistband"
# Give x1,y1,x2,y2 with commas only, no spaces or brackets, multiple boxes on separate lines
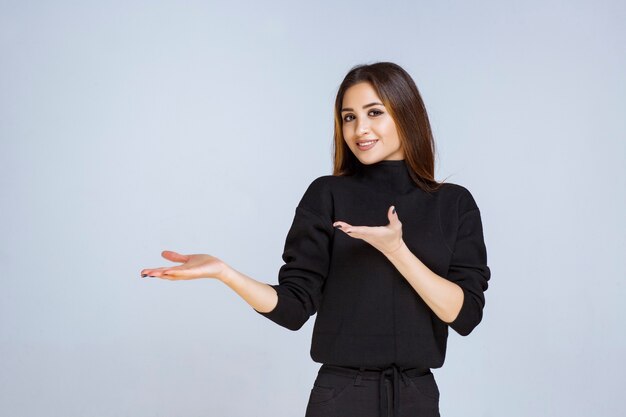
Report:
319,364,431,417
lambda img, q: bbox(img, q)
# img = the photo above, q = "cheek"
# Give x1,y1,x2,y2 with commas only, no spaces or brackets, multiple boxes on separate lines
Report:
382,121,399,142
372,118,388,134
342,126,351,139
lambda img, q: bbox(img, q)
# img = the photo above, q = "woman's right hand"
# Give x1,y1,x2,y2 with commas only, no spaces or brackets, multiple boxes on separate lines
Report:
140,250,229,281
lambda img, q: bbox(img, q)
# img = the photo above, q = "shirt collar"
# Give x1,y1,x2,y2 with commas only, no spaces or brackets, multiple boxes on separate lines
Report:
355,159,415,194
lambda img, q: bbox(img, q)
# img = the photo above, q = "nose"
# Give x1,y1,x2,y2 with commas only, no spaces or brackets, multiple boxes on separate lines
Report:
356,119,370,135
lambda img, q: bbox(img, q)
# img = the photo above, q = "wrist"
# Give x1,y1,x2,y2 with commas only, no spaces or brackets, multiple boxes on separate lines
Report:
218,263,236,284
383,239,408,259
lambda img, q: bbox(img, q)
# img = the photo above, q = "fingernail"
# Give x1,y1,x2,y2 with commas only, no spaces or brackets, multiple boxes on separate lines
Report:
392,207,396,214
334,225,342,229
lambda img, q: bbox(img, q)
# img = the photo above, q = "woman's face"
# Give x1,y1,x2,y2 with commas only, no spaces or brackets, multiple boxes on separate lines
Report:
341,82,404,164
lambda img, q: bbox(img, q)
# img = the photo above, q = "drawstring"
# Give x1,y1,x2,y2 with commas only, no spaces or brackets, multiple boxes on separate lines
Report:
352,364,410,417
321,363,426,417
379,364,410,417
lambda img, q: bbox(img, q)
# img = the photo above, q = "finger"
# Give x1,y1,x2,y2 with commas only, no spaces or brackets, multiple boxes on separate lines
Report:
161,269,186,280
140,266,171,277
332,221,352,231
161,250,190,263
161,267,192,278
386,206,393,223
388,205,399,221
338,225,371,237
388,205,402,229
163,268,198,280
149,270,187,281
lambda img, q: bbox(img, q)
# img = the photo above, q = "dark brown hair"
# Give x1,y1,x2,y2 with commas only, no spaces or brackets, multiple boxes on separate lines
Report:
332,61,447,193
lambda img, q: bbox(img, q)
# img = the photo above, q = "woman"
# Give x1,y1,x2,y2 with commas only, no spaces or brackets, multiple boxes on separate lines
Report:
140,61,491,417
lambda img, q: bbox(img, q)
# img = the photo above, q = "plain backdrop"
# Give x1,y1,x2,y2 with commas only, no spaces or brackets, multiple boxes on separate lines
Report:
1,1,624,416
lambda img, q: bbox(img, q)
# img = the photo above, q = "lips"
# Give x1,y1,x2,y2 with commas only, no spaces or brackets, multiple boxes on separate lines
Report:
357,139,378,150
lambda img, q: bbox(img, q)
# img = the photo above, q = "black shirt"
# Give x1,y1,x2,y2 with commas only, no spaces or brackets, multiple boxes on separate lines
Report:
255,159,491,370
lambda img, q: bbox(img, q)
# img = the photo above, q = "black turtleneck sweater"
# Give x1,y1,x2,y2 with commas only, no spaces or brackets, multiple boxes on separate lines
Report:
254,159,491,370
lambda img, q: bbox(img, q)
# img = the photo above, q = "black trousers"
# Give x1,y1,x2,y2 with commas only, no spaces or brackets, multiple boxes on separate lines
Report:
305,364,441,417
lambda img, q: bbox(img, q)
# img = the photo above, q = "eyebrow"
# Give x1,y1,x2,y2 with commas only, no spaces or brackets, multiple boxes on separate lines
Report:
341,102,384,113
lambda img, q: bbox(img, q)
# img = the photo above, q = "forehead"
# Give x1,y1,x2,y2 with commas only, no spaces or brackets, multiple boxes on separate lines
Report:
342,82,382,105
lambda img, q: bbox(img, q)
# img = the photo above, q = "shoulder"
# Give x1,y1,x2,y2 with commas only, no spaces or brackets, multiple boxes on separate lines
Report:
304,174,335,190
297,175,336,218
435,182,480,215
300,175,336,200
436,182,485,247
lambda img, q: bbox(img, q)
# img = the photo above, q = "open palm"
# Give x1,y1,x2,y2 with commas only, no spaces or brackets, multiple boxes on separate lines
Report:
140,250,226,280
333,205,405,256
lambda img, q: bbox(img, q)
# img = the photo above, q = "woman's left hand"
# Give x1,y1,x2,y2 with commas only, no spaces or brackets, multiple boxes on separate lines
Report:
333,205,405,256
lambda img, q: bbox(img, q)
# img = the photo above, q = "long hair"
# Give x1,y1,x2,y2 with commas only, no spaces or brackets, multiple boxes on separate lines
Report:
332,61,447,193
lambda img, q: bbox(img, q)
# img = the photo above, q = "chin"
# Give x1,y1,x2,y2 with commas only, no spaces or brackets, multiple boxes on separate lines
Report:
357,155,383,165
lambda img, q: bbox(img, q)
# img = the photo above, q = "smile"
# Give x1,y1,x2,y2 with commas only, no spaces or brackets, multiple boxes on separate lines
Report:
357,140,378,150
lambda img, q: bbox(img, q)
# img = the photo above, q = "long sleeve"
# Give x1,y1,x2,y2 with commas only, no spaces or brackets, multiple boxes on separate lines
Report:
254,177,334,331
445,188,491,336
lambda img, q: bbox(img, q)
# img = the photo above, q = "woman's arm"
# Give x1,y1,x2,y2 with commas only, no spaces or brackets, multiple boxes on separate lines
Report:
220,265,279,313
333,200,490,336
142,177,333,332
383,242,463,324
333,205,462,324
141,251,279,313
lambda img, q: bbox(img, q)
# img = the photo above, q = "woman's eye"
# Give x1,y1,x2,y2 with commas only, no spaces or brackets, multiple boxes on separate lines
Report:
343,110,382,123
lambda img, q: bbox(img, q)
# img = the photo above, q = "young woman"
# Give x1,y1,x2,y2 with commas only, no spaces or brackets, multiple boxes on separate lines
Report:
140,62,491,417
